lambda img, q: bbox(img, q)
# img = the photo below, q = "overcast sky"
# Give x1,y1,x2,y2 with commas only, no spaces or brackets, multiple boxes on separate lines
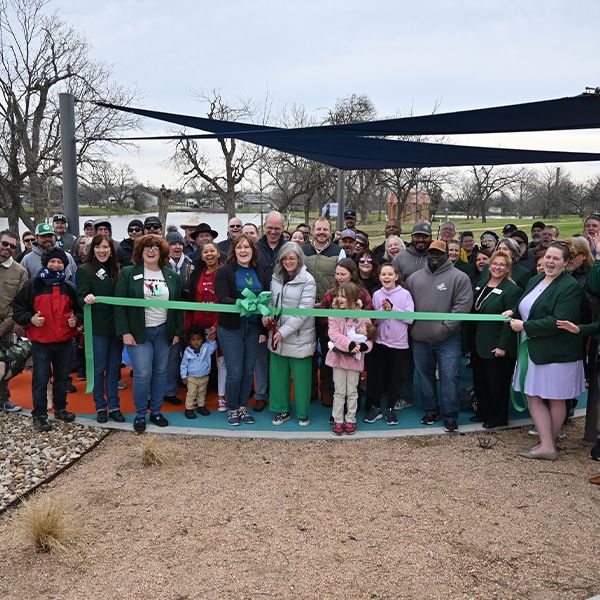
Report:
52,0,600,187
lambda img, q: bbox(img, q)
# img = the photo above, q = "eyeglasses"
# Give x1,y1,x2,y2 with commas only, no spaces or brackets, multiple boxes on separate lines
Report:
0,241,17,250
358,258,373,264
143,245,160,252
145,224,161,231
23,238,35,243
128,228,142,233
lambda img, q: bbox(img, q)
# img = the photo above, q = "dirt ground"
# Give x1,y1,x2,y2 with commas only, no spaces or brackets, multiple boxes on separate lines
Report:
0,421,599,600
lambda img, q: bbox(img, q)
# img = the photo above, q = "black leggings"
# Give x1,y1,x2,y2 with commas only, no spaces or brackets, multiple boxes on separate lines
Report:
370,343,411,410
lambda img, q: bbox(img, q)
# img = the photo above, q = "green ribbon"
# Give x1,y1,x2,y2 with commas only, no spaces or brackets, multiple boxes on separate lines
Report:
510,337,529,412
83,295,510,394
236,289,272,317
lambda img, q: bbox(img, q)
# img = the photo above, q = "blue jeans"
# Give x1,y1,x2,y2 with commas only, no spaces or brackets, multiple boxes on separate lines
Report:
126,324,170,417
254,340,269,401
165,339,183,397
218,320,260,410
92,335,123,412
412,333,461,419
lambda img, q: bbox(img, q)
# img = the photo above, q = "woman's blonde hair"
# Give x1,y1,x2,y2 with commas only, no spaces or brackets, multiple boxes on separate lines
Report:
565,236,594,270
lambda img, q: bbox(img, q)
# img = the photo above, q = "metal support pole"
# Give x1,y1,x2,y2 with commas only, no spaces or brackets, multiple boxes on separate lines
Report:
336,169,345,231
59,93,79,236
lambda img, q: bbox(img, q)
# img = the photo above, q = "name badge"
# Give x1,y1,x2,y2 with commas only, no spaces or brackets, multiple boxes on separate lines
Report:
96,268,107,280
492,288,502,295
133,273,143,280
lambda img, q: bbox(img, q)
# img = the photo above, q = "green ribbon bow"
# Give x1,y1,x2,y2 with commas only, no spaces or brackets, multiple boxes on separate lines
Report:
235,289,272,317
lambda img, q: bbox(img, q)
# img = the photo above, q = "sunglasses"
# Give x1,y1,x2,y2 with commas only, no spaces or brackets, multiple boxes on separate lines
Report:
1,241,17,250
229,224,242,229
358,258,373,264
23,238,35,243
128,228,142,233
145,224,161,231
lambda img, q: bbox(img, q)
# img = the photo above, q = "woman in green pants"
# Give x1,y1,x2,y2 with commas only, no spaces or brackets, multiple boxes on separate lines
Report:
265,242,316,427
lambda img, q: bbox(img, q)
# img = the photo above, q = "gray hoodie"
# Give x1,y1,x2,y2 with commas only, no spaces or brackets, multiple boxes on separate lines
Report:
21,243,77,280
393,245,428,279
406,258,473,342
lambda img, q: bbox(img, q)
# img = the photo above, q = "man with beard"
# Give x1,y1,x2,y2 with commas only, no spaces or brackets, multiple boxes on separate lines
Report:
393,221,432,279
406,240,473,432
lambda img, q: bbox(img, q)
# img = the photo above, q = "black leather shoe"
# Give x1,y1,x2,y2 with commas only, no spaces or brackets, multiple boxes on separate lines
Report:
184,409,197,419
96,410,108,424
133,416,146,433
32,417,51,432
109,410,125,423
197,406,210,416
149,413,169,427
54,409,76,422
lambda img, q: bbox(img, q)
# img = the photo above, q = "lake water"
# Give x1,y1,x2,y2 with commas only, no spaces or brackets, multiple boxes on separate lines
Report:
1,212,265,242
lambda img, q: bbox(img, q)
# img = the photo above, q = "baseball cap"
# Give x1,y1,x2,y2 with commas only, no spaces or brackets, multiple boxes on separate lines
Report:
83,219,94,229
502,223,518,235
340,228,356,240
344,210,356,219
428,240,447,253
35,223,55,236
52,213,67,223
411,221,432,236
144,216,162,228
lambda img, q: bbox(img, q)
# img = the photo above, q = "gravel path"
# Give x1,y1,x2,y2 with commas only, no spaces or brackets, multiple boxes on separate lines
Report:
0,413,109,511
1,418,599,599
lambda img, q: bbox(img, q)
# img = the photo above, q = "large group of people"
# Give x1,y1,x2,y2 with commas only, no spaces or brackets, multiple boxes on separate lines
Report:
3,209,600,464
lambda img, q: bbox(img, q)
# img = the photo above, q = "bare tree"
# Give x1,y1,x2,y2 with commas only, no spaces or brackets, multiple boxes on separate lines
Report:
171,91,262,219
528,167,577,218
0,0,138,232
84,161,139,209
469,166,525,223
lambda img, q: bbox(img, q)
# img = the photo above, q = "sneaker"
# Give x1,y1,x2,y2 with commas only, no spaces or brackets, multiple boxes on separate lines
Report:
272,412,292,426
197,406,210,416
184,409,197,419
32,417,50,432
2,400,22,413
298,418,310,427
54,409,76,422
363,407,383,423
384,409,399,426
96,410,108,424
227,409,241,426
109,410,125,423
238,407,255,425
421,412,438,426
163,395,182,406
333,422,344,436
133,416,146,433
528,426,566,440
217,396,227,412
345,422,356,435
528,427,539,436
66,380,76,393
117,381,128,390
328,415,335,425
444,418,458,433
149,413,169,427
590,442,600,461
393,399,412,411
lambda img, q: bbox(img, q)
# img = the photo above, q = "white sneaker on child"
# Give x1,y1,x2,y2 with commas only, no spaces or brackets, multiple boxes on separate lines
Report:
217,396,227,412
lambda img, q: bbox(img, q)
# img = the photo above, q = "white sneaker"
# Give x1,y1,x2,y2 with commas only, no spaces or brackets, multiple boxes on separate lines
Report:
528,426,566,440
394,399,412,411
217,396,227,412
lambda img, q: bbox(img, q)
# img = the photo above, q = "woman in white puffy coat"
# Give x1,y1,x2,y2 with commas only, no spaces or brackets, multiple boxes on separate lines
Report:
265,242,317,426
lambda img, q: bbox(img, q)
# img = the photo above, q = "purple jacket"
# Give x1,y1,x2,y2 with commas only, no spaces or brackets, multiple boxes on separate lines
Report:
325,316,373,372
372,286,414,349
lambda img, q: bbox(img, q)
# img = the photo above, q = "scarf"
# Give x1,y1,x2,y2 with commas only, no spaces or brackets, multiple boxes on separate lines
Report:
37,267,66,285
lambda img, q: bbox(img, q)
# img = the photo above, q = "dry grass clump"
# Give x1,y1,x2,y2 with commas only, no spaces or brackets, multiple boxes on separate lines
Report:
16,494,76,553
139,435,180,467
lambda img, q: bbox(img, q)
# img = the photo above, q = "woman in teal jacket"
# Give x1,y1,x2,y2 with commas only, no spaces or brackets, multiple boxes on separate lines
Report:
114,235,183,433
505,241,584,461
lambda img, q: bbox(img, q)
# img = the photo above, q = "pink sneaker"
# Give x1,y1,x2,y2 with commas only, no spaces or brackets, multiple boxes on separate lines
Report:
345,422,356,435
333,422,344,436
217,396,227,412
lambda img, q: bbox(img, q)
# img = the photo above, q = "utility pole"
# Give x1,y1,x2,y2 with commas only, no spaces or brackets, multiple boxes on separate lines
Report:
59,93,79,236
336,169,345,231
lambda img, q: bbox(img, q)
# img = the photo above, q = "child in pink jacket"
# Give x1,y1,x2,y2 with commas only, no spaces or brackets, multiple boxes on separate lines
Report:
325,282,374,436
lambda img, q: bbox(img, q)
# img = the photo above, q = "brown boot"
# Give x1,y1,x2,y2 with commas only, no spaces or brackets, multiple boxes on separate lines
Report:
321,390,333,407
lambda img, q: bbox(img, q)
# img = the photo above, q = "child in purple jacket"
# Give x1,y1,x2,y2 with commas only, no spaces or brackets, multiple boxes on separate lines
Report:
326,282,374,436
363,263,414,426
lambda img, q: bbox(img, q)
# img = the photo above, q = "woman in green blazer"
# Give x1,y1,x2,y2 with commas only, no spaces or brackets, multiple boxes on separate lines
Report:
505,241,584,461
470,250,522,428
115,235,184,433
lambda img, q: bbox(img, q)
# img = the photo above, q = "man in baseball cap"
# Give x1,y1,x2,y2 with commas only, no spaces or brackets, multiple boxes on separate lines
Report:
338,228,357,257
143,216,163,235
502,223,518,237
343,209,357,231
52,214,76,253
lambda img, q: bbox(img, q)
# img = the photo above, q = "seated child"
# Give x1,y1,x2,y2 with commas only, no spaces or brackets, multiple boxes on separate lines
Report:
180,324,217,419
